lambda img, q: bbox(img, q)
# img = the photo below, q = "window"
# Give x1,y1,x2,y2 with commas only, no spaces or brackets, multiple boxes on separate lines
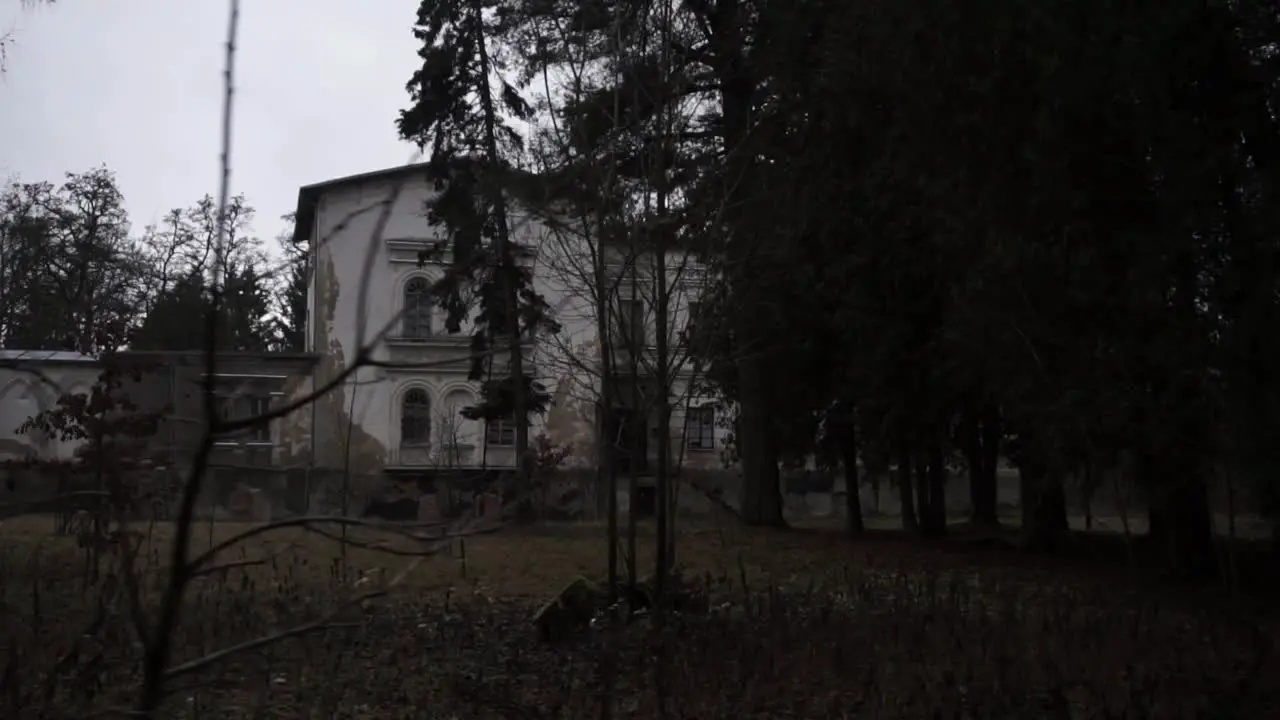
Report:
615,299,645,349
486,415,516,447
685,301,705,342
687,405,715,450
400,388,431,446
402,277,432,339
217,394,271,443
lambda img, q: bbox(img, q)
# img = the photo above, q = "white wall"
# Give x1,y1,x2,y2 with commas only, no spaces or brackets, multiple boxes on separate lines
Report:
532,213,727,471
0,360,101,462
299,169,731,474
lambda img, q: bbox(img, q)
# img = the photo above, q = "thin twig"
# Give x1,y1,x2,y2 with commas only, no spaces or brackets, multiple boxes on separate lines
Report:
185,514,471,569
164,553,430,681
304,519,504,557
135,2,239,712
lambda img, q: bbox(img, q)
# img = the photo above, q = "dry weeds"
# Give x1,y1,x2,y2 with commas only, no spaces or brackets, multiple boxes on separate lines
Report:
0,515,1275,718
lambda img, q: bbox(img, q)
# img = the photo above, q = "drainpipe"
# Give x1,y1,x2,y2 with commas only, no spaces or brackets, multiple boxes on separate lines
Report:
307,213,319,512
308,360,317,513
170,358,179,507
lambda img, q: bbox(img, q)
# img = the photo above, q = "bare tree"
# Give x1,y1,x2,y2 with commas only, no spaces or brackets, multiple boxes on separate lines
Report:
430,405,469,469
136,194,260,308
522,0,722,601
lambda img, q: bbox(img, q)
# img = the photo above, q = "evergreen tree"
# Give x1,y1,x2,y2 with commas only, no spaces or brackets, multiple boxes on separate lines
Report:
398,0,557,481
131,195,274,352
274,213,308,352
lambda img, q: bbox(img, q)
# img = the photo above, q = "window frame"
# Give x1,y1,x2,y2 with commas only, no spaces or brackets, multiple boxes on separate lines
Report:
615,298,646,349
485,415,517,447
401,276,433,340
400,388,432,447
686,405,716,450
216,393,272,443
685,300,705,341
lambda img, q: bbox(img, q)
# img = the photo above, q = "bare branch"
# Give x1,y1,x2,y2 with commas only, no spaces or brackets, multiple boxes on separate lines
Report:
185,513,485,571
185,543,297,580
163,552,432,682
136,3,240,710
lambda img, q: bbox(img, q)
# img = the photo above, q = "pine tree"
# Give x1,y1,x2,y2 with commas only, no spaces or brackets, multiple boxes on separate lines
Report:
274,213,309,352
398,0,557,484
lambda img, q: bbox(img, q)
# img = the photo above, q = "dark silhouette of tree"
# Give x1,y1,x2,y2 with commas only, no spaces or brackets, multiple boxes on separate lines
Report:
398,0,558,483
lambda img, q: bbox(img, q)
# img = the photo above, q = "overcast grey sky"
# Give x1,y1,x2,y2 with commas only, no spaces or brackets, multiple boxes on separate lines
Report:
0,1,421,242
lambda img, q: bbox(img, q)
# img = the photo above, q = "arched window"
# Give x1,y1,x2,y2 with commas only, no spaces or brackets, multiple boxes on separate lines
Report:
400,388,431,446
402,277,432,339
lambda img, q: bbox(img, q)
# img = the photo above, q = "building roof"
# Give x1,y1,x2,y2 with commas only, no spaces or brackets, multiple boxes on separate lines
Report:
290,159,714,257
0,349,319,368
290,158,578,248
110,350,319,362
292,161,434,247
0,349,98,364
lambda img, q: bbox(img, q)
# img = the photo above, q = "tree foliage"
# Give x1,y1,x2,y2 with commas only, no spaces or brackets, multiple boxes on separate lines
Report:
274,212,309,352
1,175,299,355
647,0,1280,564
17,359,165,469
14,356,168,524
474,0,1280,570
0,168,143,353
398,0,557,429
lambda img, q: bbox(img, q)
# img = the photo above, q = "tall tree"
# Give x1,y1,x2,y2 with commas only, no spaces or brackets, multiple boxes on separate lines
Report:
132,194,273,352
273,212,308,352
394,0,1280,574
398,0,557,487
0,168,143,353
132,260,275,352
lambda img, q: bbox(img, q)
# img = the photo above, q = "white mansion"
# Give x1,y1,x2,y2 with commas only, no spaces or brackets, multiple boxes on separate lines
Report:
280,162,728,482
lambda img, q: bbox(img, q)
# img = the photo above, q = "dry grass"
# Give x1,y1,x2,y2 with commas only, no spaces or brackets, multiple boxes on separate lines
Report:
1,514,1277,718
0,515,825,597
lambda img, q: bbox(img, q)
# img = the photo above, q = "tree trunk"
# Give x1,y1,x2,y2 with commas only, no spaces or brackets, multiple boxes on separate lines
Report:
926,440,947,535
962,410,994,527
1148,465,1215,577
843,417,863,534
975,403,1001,526
857,406,889,515
655,298,672,596
898,444,918,531
471,0,529,491
1019,440,1068,553
715,32,782,529
1082,462,1094,531
627,413,640,605
621,276,644,603
737,359,784,525
914,453,932,535
1137,448,1159,541
596,302,617,602
1148,251,1215,576
963,410,982,515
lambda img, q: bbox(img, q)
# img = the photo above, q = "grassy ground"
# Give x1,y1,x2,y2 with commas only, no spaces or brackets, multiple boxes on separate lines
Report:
1,514,1277,718
788,504,1275,539
0,514,832,596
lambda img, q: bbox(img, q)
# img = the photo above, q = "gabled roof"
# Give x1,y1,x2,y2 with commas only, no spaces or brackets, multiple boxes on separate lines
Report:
292,161,434,246
290,159,717,259
290,158,588,248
